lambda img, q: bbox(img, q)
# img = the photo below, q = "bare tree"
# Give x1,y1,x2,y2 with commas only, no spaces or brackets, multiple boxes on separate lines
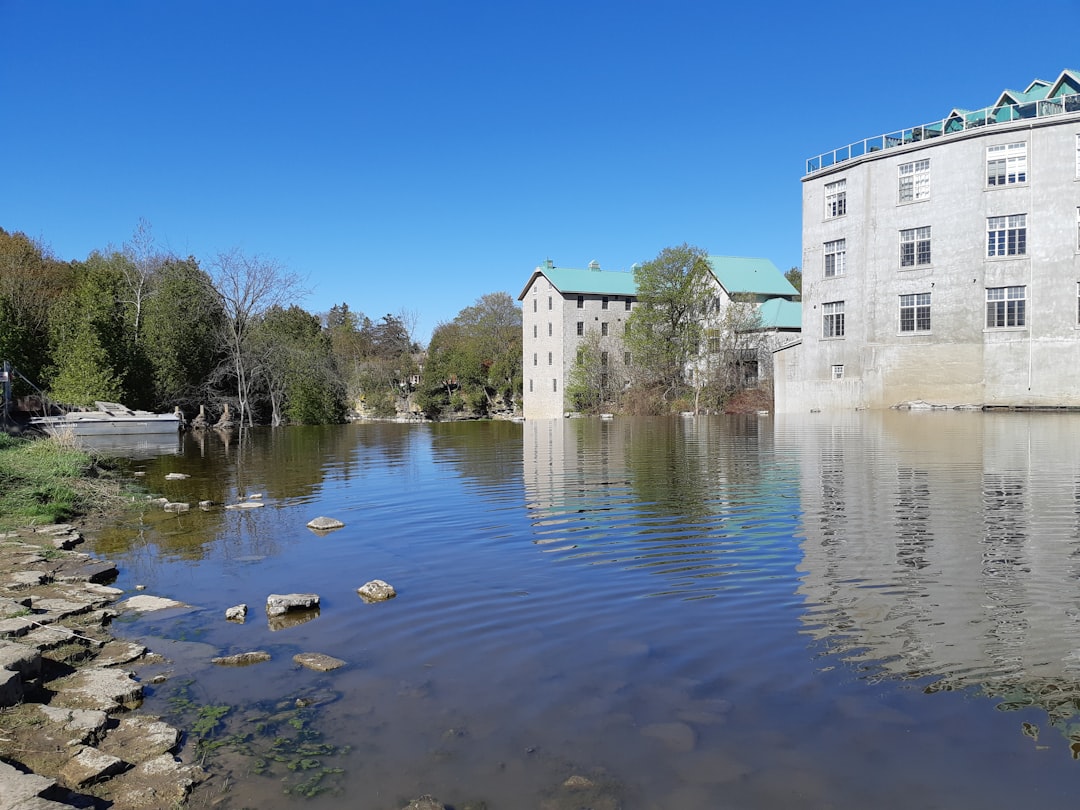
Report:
120,218,168,347
209,248,307,427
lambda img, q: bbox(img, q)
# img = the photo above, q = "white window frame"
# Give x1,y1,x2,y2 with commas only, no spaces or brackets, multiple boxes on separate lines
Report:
899,292,931,333
1075,134,1079,178
986,142,1027,186
900,226,931,267
987,214,1027,257
825,179,847,218
898,158,930,202
823,301,845,338
831,364,844,380
986,286,1026,328
824,239,846,277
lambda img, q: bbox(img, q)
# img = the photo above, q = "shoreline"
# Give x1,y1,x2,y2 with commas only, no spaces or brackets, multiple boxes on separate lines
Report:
0,520,206,809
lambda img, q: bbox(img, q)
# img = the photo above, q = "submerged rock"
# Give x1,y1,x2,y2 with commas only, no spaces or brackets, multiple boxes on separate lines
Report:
306,516,345,532
225,604,248,622
357,580,396,602
293,652,346,672
266,593,320,616
211,651,271,667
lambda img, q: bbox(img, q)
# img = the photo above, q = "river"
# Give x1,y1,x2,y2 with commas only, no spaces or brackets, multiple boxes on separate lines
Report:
86,412,1080,808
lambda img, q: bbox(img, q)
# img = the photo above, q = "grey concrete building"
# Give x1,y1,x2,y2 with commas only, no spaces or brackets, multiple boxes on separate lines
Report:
775,69,1080,412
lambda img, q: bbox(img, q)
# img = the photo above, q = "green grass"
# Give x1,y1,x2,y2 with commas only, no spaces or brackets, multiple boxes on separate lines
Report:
0,432,94,530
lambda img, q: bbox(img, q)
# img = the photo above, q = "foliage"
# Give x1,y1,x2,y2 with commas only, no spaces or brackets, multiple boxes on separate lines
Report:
784,266,802,294
624,243,713,409
418,292,521,419
567,330,625,414
693,295,768,412
0,434,90,529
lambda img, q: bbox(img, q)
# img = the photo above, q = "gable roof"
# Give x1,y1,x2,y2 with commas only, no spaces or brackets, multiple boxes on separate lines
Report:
518,262,637,300
706,256,799,298
758,297,802,330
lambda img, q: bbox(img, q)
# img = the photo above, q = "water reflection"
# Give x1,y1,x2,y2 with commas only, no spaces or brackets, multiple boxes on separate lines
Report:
783,410,1080,748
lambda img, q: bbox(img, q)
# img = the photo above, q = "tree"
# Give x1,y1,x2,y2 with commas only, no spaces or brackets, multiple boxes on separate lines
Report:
208,249,306,427
784,266,802,295
567,330,625,414
625,244,713,406
695,294,768,412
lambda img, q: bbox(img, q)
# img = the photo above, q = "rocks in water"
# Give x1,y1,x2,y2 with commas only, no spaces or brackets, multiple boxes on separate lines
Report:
163,502,190,514
211,651,271,667
59,745,126,789
214,403,235,429
163,473,189,481
306,516,345,532
50,667,144,712
120,595,186,613
357,579,396,602
198,500,214,511
224,501,264,510
225,604,248,622
266,593,320,616
405,796,447,810
293,652,346,672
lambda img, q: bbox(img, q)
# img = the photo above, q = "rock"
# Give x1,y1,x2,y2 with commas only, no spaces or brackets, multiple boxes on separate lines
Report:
163,502,190,513
94,640,148,667
405,796,447,810
357,579,396,602
50,668,144,712
211,651,271,666
266,593,320,616
0,639,42,679
163,473,189,480
293,652,346,672
563,774,595,790
104,754,202,809
198,500,213,510
98,716,181,763
306,516,345,532
58,746,126,789
0,759,65,810
0,667,24,707
225,604,248,622
120,595,186,612
38,706,109,746
224,501,264,510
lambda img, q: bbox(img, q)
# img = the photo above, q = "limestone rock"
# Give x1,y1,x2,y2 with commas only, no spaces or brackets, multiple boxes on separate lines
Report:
293,652,346,672
405,796,447,810
38,706,109,746
95,640,148,667
50,667,143,712
163,473,189,480
0,667,23,707
225,603,248,622
0,759,62,810
163,502,190,513
58,746,126,789
104,754,202,809
266,593,320,616
357,579,396,602
119,595,186,612
224,500,264,510
211,650,271,666
306,516,345,532
0,639,42,679
98,716,180,763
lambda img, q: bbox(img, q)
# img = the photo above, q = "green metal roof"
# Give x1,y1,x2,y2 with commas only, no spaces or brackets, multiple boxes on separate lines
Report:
706,255,799,297
758,297,802,330
518,263,637,300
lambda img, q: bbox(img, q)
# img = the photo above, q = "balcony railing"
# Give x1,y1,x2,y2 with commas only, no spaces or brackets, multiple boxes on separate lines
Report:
806,92,1080,175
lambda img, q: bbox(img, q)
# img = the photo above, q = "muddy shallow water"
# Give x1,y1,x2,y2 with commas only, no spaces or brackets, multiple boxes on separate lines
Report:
89,413,1080,808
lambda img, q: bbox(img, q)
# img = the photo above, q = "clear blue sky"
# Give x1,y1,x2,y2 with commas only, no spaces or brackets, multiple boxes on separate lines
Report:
3,0,1078,342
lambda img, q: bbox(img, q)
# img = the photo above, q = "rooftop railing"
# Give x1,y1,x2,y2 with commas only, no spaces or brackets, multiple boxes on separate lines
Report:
806,92,1080,175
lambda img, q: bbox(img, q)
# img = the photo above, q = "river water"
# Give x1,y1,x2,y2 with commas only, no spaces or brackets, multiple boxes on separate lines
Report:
87,412,1080,808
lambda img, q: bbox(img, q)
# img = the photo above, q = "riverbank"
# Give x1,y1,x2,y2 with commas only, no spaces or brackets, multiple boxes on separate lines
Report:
0,521,206,808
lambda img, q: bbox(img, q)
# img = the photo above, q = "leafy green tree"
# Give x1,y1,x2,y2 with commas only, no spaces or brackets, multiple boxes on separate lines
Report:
141,256,225,409
784,266,802,294
625,243,713,408
567,330,625,414
695,294,767,412
47,252,131,406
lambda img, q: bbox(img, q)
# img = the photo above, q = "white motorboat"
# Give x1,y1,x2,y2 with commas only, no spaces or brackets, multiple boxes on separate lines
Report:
30,401,183,437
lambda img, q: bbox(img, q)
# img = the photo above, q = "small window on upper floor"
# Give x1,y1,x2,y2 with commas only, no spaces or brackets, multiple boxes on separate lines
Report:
577,295,584,309
825,179,846,218
898,159,930,203
625,299,632,311
823,301,845,338
824,239,846,277
986,142,1027,186
831,364,844,380
548,296,552,310
602,296,609,310
576,321,584,336
900,227,931,267
987,214,1027,257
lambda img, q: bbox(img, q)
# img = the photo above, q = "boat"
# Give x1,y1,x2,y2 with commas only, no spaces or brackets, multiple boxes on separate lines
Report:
30,401,183,437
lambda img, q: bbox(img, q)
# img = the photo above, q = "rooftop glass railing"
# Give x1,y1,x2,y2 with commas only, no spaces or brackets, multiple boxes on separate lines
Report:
806,92,1080,175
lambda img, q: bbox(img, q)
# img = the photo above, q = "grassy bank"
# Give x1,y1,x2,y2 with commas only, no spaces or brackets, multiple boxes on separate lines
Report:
0,432,122,531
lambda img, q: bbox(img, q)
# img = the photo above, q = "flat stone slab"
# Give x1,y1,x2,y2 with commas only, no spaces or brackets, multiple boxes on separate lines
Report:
224,501,264,510
119,595,186,612
0,667,23,707
357,579,396,602
306,516,345,532
50,667,143,712
98,716,180,763
0,639,42,678
293,652,346,672
95,640,148,667
163,472,190,480
266,593,320,616
48,558,118,584
163,502,190,513
39,705,109,746
104,753,202,809
0,759,60,810
4,570,49,590
212,650,271,666
58,746,126,789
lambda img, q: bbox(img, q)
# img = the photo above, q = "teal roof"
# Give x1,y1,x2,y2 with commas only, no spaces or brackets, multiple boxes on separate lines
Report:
758,298,802,330
706,256,799,297
518,263,637,300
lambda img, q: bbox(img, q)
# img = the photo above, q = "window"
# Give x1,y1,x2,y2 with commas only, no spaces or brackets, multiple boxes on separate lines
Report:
624,351,631,365
823,301,845,337
899,293,931,333
986,142,1027,186
832,364,844,380
548,322,552,336
824,239,846,277
602,296,609,310
825,179,847,218
532,353,537,366
898,159,930,202
986,286,1026,328
577,295,584,309
532,299,536,312
987,214,1027,257
529,379,533,392
601,322,608,336
576,321,584,336
900,227,931,267
547,352,552,365
553,379,557,392
548,296,552,310
533,324,537,338
625,299,632,311
601,351,609,366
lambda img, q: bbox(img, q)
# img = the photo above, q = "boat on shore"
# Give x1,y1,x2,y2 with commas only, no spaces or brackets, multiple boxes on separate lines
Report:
30,401,183,437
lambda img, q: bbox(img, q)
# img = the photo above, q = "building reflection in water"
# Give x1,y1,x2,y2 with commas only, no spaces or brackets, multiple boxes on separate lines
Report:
780,410,1080,751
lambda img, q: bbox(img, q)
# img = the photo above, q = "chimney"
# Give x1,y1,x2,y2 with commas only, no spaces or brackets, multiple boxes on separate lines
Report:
588,260,600,271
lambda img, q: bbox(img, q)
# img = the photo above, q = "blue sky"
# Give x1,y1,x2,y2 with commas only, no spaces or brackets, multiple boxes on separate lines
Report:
3,1,1078,342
